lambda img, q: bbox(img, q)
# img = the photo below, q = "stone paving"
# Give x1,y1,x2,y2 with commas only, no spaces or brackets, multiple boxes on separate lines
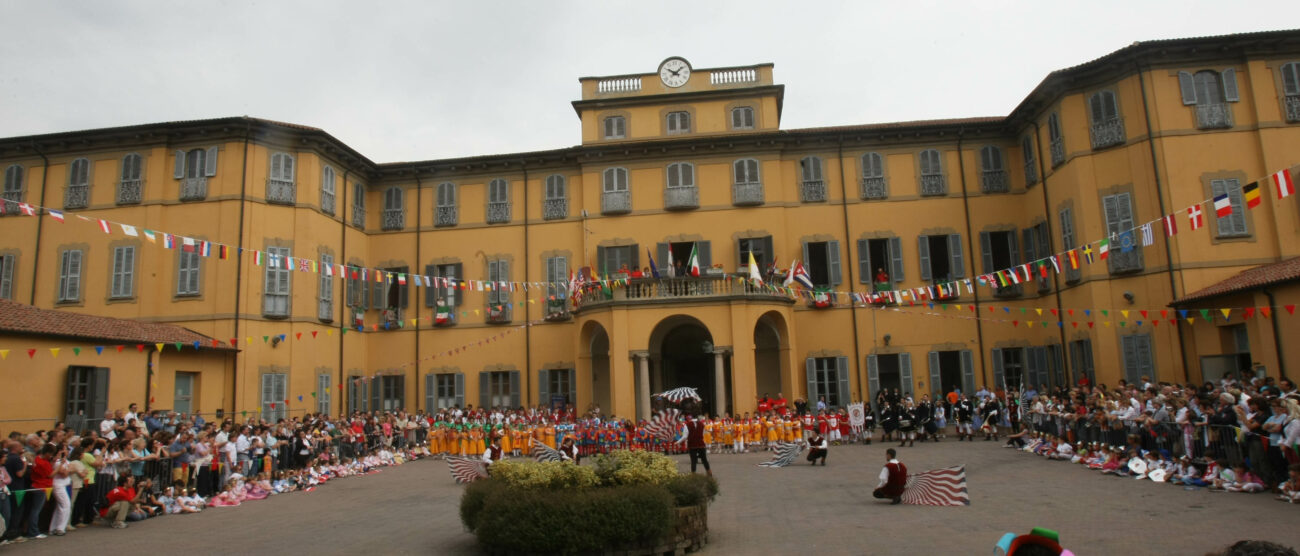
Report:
7,439,1300,555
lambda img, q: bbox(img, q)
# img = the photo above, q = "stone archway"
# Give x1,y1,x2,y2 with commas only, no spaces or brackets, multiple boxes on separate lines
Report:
648,315,718,416
753,311,788,404
579,320,612,415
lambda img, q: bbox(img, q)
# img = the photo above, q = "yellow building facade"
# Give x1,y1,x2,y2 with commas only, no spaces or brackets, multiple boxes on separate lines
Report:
3,32,1300,423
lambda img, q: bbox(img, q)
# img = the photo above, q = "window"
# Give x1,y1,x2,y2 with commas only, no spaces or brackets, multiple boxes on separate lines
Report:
603,116,626,139
1047,113,1065,167
1211,178,1248,237
321,165,337,215
1025,347,1051,390
857,238,904,291
602,168,630,214
487,178,510,223
425,263,463,313
3,164,24,212
1282,61,1300,123
317,374,332,415
664,163,697,209
731,106,755,129
267,152,296,204
603,168,629,192
1101,192,1142,274
1120,334,1154,385
917,234,965,285
348,375,369,412
318,253,334,321
263,246,291,317
374,266,409,312
0,253,16,300
58,249,83,303
860,152,887,199
991,348,1025,391
351,183,366,229
545,256,569,313
733,158,760,184
656,241,706,277
177,248,201,296
799,156,826,202
596,245,638,277
543,175,567,220
737,236,774,275
805,356,849,409
540,369,576,408
261,373,287,422
666,111,690,134
1021,135,1038,186
980,231,1020,297
64,366,109,431
428,373,463,410
66,158,90,209
175,147,216,201
666,162,694,189
382,187,405,230
1088,90,1124,149
802,240,841,288
1178,69,1238,129
374,376,404,411
479,370,519,409
1021,223,1051,293
119,153,143,205
486,259,511,317
1058,207,1081,283
978,146,1006,193
919,149,947,195
110,246,135,299
1070,338,1095,385
347,266,368,312
435,182,457,226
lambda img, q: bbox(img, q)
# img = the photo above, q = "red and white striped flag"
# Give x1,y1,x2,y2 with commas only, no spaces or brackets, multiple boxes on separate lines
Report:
901,465,970,506
445,456,488,484
1273,168,1294,200
98,219,111,234
1162,214,1178,237
49,210,65,223
1187,205,1204,230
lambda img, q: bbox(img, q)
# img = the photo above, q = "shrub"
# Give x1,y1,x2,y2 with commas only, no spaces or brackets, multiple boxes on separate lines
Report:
665,473,719,507
473,484,674,554
460,478,506,531
489,460,600,490
593,449,680,487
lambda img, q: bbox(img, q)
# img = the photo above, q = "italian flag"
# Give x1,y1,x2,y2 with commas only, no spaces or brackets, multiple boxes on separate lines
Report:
687,243,700,277
435,304,452,325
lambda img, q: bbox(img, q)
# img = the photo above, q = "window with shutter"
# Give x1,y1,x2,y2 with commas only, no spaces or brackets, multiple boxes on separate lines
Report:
1211,178,1249,237
1058,207,1081,283
1088,90,1125,149
321,165,337,215
1022,135,1038,186
731,106,755,129
352,184,366,229
799,156,826,202
434,182,457,226
1047,113,1065,167
3,165,25,211
543,174,567,220
263,246,291,317
318,253,334,321
177,250,200,296
860,151,887,199
666,111,690,134
733,159,760,184
110,246,135,299
268,153,296,204
261,373,287,422
1282,62,1300,123
979,146,1007,193
603,116,625,139
1101,192,1142,273
382,187,405,230
66,158,91,209
0,254,15,300
59,250,82,302
318,374,332,414
666,162,694,188
603,168,628,192
918,149,947,196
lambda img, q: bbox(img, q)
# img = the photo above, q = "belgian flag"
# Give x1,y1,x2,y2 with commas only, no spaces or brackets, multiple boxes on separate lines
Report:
1242,181,1261,209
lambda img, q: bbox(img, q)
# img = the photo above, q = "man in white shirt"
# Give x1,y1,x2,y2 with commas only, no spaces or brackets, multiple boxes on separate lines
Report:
235,427,252,475
481,434,503,466
99,410,118,440
873,448,907,505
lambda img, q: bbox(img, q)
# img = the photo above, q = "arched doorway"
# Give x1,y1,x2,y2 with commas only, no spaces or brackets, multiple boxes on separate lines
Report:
753,311,790,409
579,321,612,415
649,316,717,416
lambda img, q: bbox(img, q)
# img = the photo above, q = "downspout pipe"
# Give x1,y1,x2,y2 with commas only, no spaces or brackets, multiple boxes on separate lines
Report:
835,139,863,401
144,346,155,412
28,142,49,306
339,168,351,413
1263,289,1288,380
521,161,532,407
956,129,988,388
414,172,422,411
1032,121,1071,383
1136,59,1191,382
231,123,251,417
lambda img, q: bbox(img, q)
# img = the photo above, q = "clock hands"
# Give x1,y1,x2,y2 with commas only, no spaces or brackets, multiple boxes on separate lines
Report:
668,67,682,77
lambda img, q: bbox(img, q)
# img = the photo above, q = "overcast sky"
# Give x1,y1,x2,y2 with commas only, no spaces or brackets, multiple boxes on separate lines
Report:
0,1,1292,162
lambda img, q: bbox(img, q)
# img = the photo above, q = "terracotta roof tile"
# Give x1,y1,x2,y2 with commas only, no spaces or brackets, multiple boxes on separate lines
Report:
0,299,235,350
1172,257,1300,305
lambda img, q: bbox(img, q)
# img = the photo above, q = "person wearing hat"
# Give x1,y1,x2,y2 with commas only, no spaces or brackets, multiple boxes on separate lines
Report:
872,448,907,505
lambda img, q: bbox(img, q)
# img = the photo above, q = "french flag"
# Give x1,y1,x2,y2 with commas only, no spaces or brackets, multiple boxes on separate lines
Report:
49,210,65,223
1212,194,1232,218
199,241,212,257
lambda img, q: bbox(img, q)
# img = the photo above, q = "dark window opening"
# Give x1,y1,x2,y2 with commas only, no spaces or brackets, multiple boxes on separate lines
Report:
926,235,951,282
807,241,830,288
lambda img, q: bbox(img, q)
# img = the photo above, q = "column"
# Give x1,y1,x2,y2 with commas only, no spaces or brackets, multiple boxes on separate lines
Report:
713,348,729,417
633,351,651,421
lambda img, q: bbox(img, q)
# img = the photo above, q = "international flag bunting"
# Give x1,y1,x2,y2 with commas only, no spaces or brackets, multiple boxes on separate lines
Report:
1037,260,1048,278
1140,223,1154,247
1188,205,1204,230
19,203,35,216
143,230,156,243
121,224,138,237
1098,239,1110,260
687,243,701,277
98,219,111,234
1213,194,1232,218
1162,214,1178,237
199,241,211,257
1273,168,1294,199
1242,181,1261,208
254,251,264,266
1019,264,1032,282
182,237,196,252
1048,255,1061,274
49,210,65,223
1082,245,1094,265
398,274,407,285
1005,269,1020,285
324,262,333,276
1067,249,1079,270
218,245,229,260
162,233,175,249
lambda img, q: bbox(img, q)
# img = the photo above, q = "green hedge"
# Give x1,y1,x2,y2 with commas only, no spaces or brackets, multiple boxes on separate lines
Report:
665,473,719,507
592,449,680,486
470,482,675,554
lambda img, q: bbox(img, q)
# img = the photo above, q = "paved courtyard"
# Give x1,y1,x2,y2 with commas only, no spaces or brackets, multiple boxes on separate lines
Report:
8,440,1299,555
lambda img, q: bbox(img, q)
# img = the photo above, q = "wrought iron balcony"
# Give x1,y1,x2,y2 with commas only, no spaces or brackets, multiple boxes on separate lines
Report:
1286,95,1300,123
180,177,207,201
0,192,20,216
543,198,568,220
1089,117,1125,149
267,179,296,205
993,284,1023,298
860,177,887,200
318,299,333,322
1024,162,1038,186
321,194,335,216
486,201,511,224
117,180,142,205
382,308,405,329
485,304,512,324
65,184,89,209
602,190,631,215
800,180,826,202
1195,102,1232,129
573,275,793,312
544,299,571,322
352,204,366,229
664,186,699,210
920,174,948,196
382,208,405,231
1050,137,1065,167
980,171,1008,194
1107,249,1143,275
731,181,763,206
435,206,457,227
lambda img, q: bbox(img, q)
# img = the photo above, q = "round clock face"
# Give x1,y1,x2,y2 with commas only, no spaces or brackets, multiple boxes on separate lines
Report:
659,57,691,88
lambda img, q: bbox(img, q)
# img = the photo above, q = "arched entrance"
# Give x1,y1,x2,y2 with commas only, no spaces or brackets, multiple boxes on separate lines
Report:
754,315,784,402
649,316,718,416
580,321,612,414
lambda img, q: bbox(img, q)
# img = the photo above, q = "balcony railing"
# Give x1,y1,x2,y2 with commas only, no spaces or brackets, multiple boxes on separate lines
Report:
731,181,763,206
664,186,699,210
920,174,947,196
1050,138,1065,167
1286,95,1300,123
65,184,89,209
318,300,333,322
573,275,793,311
861,177,887,200
435,205,457,227
543,198,568,220
710,67,759,86
382,308,405,329
382,209,405,231
602,190,631,215
800,180,826,202
1107,249,1143,275
980,171,1009,194
596,77,641,94
544,299,571,322
1024,163,1038,186
1195,103,1232,129
486,201,511,224
993,284,1023,298
180,177,207,201
1089,117,1125,149
0,192,20,216
485,304,512,324
117,180,142,205
352,204,366,229
267,179,296,205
